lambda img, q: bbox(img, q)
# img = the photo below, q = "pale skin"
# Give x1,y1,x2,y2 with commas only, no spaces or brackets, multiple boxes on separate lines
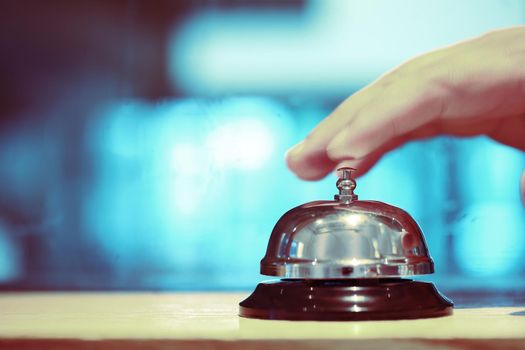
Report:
286,26,525,203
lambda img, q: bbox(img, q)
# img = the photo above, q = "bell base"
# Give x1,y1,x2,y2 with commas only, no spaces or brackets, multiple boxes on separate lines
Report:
239,278,453,321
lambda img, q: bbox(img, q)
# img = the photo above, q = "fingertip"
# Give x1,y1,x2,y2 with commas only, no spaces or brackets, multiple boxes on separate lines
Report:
334,158,377,178
285,141,305,160
293,169,333,181
326,128,374,162
325,128,354,161
285,146,337,181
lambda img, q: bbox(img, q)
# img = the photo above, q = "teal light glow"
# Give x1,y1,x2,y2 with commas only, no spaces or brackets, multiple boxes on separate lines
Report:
453,138,525,277
83,98,297,288
169,0,525,96
454,203,525,277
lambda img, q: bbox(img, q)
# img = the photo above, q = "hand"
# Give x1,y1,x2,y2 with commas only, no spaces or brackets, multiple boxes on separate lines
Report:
286,26,525,202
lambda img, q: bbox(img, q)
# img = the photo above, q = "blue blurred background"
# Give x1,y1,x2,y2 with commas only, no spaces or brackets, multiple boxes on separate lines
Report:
0,0,524,301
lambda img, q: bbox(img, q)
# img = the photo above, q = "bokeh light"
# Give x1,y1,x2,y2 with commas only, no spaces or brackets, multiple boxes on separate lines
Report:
0,1,524,294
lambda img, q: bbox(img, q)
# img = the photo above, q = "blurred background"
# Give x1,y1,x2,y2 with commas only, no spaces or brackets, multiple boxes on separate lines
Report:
0,0,524,304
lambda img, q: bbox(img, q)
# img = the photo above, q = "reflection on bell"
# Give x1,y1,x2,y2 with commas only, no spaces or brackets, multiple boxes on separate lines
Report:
239,167,453,321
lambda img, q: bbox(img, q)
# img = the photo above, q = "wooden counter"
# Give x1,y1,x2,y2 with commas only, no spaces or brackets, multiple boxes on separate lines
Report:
0,293,524,349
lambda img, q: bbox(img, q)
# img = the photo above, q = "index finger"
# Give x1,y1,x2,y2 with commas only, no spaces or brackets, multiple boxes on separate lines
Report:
285,84,380,180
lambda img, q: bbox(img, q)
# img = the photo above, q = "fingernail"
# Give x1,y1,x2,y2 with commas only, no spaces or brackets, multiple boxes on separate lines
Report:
286,141,306,160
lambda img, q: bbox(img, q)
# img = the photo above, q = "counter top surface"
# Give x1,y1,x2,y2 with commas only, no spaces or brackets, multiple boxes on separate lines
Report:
0,292,524,349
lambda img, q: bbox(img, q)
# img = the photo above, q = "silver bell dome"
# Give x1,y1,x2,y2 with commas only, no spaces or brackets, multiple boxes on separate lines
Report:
260,167,434,279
